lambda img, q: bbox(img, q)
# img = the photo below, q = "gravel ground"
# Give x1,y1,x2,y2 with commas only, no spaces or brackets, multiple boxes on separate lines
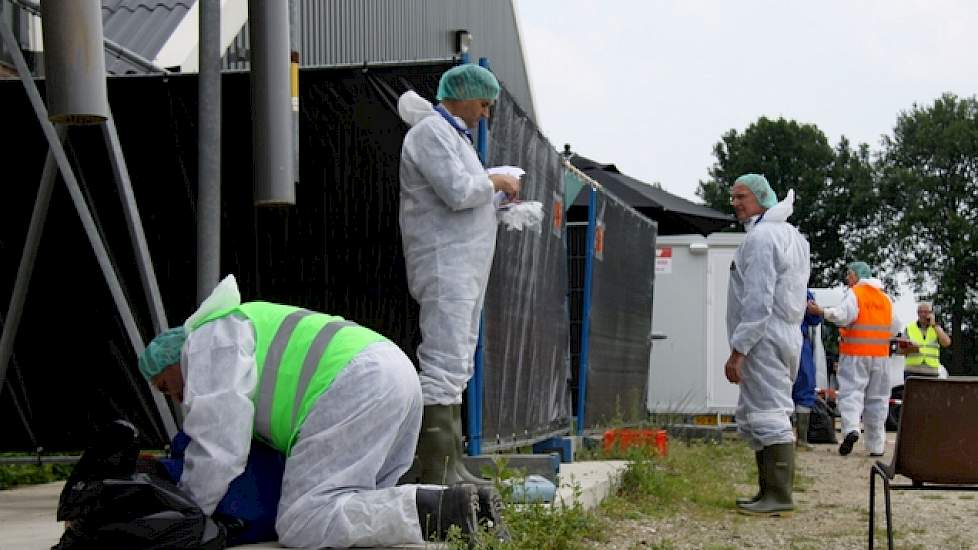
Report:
602,435,978,549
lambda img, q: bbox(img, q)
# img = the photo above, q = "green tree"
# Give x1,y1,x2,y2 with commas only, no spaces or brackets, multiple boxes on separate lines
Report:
696,117,878,287
824,137,896,286
878,93,978,374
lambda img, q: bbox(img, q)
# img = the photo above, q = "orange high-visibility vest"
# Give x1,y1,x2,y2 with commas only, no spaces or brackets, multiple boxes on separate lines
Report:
838,284,892,357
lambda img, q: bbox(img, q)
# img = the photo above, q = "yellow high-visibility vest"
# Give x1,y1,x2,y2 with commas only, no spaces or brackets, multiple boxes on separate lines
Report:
905,322,941,369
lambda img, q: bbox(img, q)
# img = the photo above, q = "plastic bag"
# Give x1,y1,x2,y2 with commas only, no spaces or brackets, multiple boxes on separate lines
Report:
807,396,838,444
488,165,525,209
53,421,226,550
498,201,544,233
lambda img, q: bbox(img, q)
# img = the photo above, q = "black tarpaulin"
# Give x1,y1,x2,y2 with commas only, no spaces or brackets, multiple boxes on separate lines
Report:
568,154,734,236
0,63,450,451
568,183,658,430
481,88,572,450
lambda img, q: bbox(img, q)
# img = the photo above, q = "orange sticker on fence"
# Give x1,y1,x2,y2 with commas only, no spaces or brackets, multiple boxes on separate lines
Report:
594,223,605,260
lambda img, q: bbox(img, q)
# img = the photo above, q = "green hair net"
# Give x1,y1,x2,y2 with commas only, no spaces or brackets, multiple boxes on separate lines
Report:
138,327,186,380
436,64,500,101
847,261,873,280
734,173,778,209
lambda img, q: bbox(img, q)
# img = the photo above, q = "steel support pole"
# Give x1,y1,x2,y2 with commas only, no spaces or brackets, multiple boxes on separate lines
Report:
476,58,490,162
0,19,178,440
577,187,598,436
249,0,294,205
465,57,492,456
289,0,300,183
0,126,64,399
197,0,221,303
467,312,485,456
38,0,108,124
102,116,169,335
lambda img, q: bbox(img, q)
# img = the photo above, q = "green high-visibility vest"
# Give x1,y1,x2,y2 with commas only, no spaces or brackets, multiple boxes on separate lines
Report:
195,301,386,455
905,322,941,369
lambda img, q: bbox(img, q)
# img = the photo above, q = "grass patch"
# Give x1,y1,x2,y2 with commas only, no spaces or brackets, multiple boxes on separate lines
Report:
498,497,609,549
0,456,74,490
453,459,610,550
601,439,755,520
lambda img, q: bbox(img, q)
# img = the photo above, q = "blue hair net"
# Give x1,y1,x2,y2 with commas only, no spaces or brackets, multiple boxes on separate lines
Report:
847,261,873,280
436,64,500,101
734,173,778,209
138,327,187,380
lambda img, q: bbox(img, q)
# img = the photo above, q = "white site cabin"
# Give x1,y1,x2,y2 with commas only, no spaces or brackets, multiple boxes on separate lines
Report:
647,234,907,420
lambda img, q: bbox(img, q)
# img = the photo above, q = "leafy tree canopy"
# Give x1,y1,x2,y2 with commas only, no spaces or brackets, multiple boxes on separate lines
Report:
696,117,878,287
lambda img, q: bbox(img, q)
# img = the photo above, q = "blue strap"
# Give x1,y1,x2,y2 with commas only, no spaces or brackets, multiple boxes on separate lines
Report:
434,104,473,143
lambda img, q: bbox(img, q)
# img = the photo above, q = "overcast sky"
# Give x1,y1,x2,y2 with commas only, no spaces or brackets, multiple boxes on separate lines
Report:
515,0,978,320
515,0,978,205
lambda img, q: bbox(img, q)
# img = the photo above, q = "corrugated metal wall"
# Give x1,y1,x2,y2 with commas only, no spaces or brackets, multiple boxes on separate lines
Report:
1,5,44,75
224,0,535,119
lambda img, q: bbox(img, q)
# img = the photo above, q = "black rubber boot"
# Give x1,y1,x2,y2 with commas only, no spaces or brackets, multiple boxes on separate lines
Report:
736,451,764,505
737,444,794,516
796,413,814,450
416,484,480,542
839,430,859,456
476,485,511,542
416,405,488,485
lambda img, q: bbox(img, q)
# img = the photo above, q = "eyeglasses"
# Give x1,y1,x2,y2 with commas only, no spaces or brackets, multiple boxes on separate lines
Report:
729,193,751,205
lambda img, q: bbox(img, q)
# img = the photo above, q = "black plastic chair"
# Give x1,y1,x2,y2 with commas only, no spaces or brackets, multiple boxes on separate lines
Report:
869,376,978,549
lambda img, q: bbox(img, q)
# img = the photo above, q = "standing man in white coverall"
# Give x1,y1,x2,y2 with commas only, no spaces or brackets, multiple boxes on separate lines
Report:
138,275,504,547
807,262,900,457
398,64,520,485
725,174,811,516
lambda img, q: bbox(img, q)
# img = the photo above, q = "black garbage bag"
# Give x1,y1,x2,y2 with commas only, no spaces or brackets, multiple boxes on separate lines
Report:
52,420,226,550
807,396,838,444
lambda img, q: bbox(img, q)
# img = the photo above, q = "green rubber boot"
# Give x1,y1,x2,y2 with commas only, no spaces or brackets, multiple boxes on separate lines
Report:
737,443,794,516
450,404,491,486
796,413,814,451
735,451,764,505
416,405,489,485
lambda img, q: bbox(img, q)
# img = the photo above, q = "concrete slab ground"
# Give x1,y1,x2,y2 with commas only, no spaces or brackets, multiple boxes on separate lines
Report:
0,460,628,550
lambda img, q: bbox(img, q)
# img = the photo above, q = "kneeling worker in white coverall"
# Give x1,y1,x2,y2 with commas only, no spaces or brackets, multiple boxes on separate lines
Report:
398,64,521,485
725,174,811,516
806,262,900,457
139,275,505,547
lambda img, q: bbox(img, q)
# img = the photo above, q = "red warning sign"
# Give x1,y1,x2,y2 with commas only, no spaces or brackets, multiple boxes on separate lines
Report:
655,247,672,273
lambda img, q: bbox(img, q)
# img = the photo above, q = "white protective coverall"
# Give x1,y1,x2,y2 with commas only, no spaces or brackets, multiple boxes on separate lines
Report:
177,281,429,547
398,91,497,405
821,280,901,455
727,190,811,450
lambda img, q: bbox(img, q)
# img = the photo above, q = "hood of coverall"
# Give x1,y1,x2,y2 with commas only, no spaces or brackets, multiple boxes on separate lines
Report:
398,90,436,127
745,189,795,232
